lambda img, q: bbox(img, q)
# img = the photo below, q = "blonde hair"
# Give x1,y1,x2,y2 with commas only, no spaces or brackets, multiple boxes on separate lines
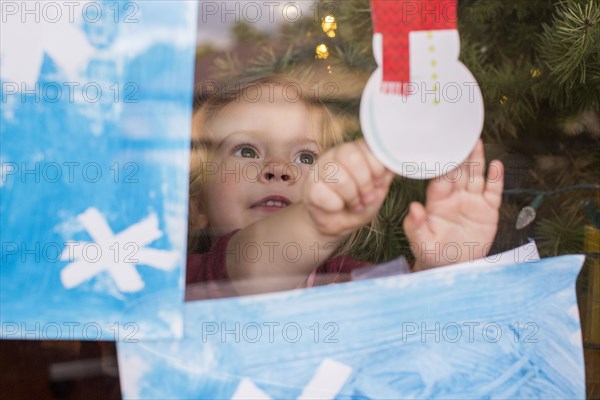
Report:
188,75,378,259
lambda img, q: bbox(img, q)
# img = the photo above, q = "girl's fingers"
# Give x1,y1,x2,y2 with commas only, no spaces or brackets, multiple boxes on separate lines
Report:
452,139,482,192
484,160,504,209
334,144,376,205
324,159,363,210
335,141,392,209
382,169,395,189
356,139,388,183
465,140,486,194
426,172,455,204
403,202,432,247
305,179,345,212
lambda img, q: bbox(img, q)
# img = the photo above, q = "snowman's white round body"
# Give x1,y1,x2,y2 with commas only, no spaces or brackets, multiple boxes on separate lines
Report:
360,30,484,180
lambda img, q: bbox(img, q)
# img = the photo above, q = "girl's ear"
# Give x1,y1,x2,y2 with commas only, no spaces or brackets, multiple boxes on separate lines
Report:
188,204,209,230
194,213,209,229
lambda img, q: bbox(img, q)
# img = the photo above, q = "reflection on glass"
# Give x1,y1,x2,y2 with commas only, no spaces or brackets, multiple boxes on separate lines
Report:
186,2,403,300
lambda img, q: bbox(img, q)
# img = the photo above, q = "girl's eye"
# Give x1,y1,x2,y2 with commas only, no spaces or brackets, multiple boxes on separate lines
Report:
295,152,316,165
234,146,258,158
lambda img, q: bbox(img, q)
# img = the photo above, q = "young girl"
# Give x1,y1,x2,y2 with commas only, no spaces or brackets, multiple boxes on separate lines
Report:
186,75,504,298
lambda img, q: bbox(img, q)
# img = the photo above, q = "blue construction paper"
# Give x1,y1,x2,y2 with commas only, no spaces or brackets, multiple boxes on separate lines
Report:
117,255,585,399
1,1,198,340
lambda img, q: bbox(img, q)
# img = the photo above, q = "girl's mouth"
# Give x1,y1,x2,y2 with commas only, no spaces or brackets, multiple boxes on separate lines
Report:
250,196,291,210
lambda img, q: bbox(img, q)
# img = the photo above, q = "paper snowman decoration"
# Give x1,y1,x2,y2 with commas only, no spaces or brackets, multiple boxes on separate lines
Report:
360,0,484,179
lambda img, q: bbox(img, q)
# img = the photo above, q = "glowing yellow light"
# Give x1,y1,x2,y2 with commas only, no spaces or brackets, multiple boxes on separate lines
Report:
500,95,508,105
315,43,329,59
530,67,542,78
322,15,337,37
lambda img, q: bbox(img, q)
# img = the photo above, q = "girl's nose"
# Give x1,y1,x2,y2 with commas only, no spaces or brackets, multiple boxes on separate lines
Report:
260,161,298,183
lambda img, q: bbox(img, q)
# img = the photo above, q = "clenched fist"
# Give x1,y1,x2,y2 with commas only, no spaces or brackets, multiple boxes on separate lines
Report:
303,139,394,237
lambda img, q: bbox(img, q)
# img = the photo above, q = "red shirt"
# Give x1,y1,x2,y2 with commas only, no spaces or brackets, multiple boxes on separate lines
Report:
186,230,370,299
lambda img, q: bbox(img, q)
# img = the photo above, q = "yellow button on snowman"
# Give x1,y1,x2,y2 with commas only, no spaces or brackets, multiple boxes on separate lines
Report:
360,0,484,179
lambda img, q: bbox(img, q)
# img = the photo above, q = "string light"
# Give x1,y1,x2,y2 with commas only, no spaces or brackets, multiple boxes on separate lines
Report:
322,15,337,38
530,67,542,78
315,43,329,59
504,184,600,230
516,195,543,230
315,14,336,61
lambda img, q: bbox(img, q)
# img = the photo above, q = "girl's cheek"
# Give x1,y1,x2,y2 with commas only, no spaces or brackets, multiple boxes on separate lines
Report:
241,161,262,182
300,163,319,184
209,177,233,197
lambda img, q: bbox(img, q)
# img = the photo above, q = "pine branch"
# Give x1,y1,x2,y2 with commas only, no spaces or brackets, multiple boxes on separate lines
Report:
212,52,243,80
538,0,600,108
535,207,586,256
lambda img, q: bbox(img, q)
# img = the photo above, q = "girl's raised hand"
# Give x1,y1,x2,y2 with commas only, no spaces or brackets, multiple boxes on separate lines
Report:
403,139,504,270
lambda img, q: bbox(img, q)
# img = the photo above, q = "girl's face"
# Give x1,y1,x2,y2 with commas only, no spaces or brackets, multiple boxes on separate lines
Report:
197,91,323,237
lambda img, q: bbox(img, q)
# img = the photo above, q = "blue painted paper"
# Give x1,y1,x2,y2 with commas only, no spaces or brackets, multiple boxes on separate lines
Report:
1,1,198,340
117,255,585,399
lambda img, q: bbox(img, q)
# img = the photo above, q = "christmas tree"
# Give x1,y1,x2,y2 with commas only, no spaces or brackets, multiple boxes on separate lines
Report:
195,0,599,263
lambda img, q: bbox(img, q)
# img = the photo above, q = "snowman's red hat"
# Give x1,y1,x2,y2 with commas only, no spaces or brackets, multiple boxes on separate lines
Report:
371,0,457,95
